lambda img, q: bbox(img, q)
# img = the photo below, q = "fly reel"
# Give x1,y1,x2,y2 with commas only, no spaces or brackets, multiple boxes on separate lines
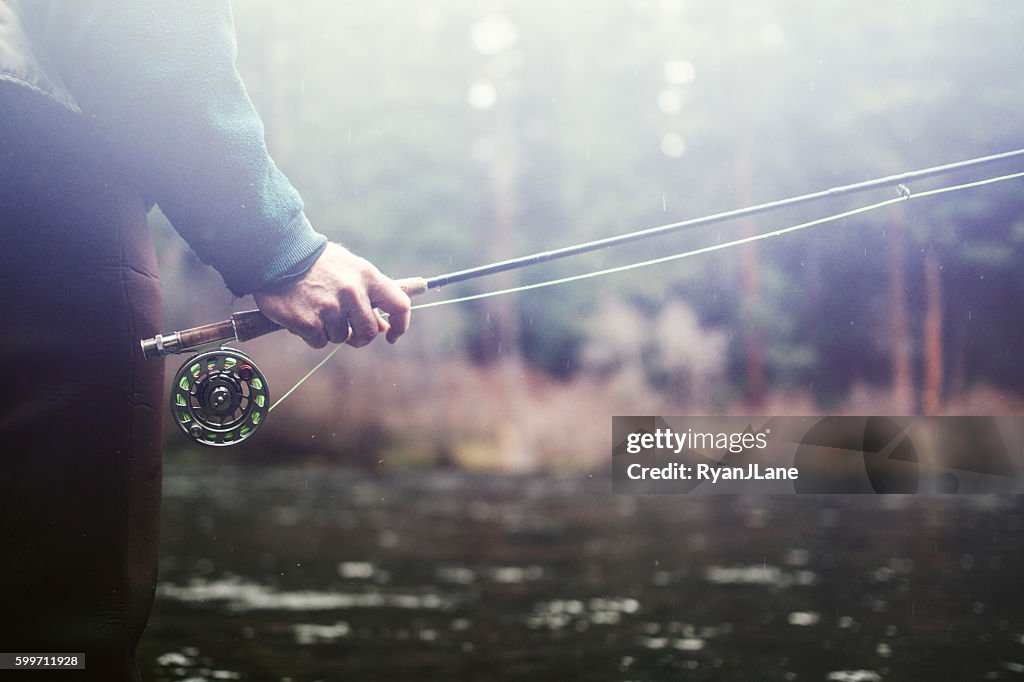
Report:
170,348,269,446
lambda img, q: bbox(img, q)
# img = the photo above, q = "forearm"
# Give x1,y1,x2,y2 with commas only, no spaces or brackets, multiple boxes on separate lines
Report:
38,0,326,295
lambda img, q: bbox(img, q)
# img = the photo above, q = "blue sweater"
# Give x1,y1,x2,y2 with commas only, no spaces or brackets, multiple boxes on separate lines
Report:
12,0,327,296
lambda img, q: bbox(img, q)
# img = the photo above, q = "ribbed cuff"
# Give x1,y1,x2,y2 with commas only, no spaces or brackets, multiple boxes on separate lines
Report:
226,212,328,296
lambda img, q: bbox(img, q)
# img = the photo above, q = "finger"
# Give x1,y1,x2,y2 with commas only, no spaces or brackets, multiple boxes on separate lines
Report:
286,311,329,349
384,300,410,344
323,314,352,345
302,327,329,349
372,285,412,344
376,311,391,335
345,292,379,348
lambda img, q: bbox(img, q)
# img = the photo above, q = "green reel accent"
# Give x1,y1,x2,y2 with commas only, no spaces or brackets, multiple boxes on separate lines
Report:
169,347,269,447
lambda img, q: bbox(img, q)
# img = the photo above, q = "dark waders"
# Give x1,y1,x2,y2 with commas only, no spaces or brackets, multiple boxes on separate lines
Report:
0,87,163,681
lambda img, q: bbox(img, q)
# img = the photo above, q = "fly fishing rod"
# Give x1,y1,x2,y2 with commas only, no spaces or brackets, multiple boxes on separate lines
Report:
141,148,1024,446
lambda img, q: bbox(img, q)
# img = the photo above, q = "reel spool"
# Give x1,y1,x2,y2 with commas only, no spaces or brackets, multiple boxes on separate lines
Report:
170,348,269,447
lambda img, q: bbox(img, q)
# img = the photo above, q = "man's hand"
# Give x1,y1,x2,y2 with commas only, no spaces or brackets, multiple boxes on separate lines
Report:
253,243,412,349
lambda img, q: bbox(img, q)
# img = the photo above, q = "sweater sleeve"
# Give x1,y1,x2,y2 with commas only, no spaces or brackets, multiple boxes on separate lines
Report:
39,0,327,296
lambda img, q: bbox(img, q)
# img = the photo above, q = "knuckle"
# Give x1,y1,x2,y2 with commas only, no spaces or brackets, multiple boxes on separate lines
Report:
337,283,360,305
352,326,378,347
320,299,342,318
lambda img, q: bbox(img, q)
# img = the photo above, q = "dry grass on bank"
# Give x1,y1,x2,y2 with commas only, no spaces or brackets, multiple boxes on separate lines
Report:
162,339,1024,471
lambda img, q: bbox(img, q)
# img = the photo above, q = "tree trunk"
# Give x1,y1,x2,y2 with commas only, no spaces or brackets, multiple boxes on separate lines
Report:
922,250,944,415
886,209,914,413
491,121,529,469
265,3,296,155
736,146,765,406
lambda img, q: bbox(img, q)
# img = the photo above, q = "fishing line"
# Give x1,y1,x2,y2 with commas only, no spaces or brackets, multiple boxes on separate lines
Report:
422,148,1024,288
268,168,1024,412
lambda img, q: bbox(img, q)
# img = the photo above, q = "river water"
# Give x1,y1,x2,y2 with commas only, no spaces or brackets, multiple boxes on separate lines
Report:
138,464,1024,681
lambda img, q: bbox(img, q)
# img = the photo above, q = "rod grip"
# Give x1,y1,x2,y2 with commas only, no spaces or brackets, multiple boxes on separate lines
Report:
140,318,239,359
177,319,238,349
232,309,283,341
396,276,428,297
140,276,429,358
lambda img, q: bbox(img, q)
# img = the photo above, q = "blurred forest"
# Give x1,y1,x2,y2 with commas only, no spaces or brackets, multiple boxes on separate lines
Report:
154,0,1024,469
